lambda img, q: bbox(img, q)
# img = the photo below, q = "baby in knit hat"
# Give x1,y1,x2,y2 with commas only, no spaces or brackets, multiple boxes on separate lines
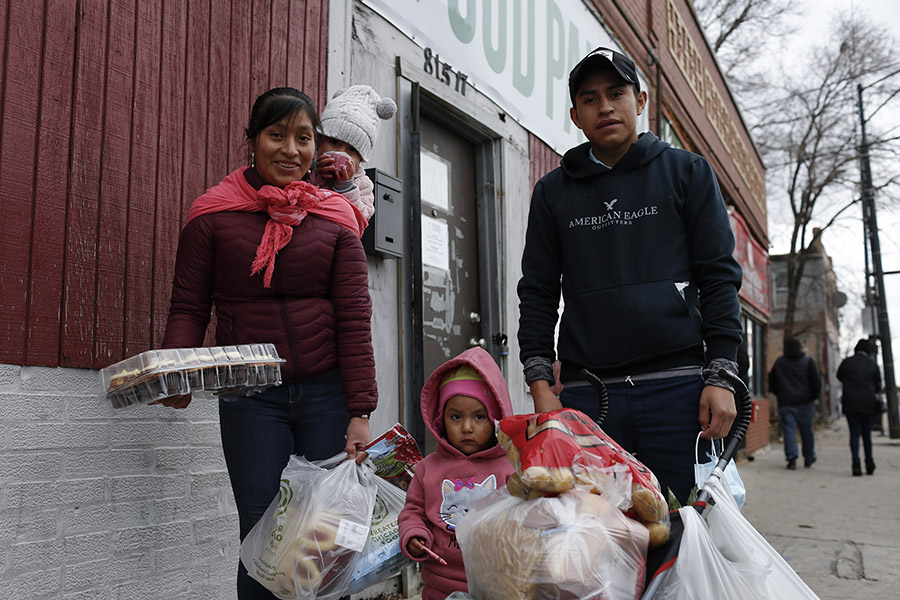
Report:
310,84,397,224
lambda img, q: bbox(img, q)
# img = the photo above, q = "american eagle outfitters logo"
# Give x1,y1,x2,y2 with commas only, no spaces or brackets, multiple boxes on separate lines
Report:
568,204,659,230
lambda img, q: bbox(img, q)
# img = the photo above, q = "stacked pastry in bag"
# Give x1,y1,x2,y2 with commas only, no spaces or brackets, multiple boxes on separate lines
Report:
239,455,377,600
456,408,670,600
239,425,421,599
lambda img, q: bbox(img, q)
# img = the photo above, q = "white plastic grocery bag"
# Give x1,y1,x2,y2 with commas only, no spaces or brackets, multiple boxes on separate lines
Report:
457,489,648,600
704,474,820,599
240,453,377,600
656,505,768,599
347,473,413,593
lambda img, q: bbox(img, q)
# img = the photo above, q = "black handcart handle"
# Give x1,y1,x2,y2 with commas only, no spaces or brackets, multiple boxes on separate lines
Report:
579,368,609,427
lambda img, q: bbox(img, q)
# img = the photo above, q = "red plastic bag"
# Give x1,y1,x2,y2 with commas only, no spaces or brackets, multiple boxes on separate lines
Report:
498,409,668,544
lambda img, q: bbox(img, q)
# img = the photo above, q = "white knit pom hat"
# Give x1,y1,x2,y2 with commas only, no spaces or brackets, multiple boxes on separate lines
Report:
319,85,397,162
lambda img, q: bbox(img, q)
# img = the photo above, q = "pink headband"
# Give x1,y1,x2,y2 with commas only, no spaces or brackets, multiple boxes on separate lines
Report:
435,378,499,433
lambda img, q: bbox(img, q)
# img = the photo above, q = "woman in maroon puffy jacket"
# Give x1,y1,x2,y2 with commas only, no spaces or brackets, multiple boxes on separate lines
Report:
157,87,377,599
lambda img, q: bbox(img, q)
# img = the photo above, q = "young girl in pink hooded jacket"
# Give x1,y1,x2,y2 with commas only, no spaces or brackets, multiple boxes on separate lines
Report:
398,347,515,600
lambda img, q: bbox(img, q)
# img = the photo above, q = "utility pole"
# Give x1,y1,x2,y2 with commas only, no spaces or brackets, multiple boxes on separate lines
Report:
857,83,900,439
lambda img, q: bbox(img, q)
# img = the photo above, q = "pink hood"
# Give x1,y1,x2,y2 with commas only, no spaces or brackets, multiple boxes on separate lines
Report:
421,347,514,458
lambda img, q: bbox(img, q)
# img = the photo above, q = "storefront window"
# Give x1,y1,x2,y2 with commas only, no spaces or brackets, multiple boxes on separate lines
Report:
660,116,685,149
741,314,766,396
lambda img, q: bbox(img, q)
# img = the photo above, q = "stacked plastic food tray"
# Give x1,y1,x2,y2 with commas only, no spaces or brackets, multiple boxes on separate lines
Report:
100,344,285,408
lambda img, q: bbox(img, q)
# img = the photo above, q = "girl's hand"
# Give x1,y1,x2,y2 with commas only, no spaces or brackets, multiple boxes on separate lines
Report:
407,536,427,558
345,416,372,463
149,393,192,409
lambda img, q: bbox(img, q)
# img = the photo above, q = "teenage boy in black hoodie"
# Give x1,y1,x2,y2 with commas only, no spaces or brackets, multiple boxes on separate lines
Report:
517,47,744,502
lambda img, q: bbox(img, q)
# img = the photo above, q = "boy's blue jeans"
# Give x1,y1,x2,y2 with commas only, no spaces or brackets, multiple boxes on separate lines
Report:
778,402,816,463
560,374,712,503
219,369,350,600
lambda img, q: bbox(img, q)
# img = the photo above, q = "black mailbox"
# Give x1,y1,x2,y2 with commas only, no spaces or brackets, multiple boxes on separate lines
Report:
362,168,404,258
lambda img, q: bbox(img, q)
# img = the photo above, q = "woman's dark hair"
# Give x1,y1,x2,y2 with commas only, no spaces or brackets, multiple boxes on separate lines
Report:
245,87,320,144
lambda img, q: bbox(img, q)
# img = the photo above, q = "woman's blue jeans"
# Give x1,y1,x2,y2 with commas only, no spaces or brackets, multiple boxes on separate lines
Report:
219,369,349,600
846,412,873,461
560,374,710,504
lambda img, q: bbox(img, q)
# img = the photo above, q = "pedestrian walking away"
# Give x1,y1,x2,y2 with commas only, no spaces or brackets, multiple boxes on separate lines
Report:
837,339,882,476
768,337,820,470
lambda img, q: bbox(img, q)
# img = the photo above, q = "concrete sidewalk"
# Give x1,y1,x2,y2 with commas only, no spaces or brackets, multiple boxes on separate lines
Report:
739,415,900,600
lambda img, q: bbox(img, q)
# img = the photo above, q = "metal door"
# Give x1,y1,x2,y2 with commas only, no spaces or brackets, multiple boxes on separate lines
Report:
419,116,483,379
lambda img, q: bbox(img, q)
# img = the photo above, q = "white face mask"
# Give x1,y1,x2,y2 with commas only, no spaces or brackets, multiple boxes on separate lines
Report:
694,432,746,509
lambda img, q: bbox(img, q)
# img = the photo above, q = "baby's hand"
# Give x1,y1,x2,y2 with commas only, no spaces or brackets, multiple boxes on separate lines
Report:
406,536,427,558
317,152,355,182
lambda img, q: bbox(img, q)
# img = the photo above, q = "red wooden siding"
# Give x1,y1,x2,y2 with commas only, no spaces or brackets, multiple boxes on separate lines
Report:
1,0,52,366
529,133,562,190
744,398,770,456
0,0,329,369
28,1,78,366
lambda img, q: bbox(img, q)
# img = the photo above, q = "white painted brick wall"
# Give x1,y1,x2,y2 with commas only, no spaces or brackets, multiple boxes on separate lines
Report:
0,364,239,599
0,363,405,600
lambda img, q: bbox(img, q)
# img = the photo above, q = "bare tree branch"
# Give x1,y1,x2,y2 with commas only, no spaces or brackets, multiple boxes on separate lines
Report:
695,5,900,337
693,0,798,91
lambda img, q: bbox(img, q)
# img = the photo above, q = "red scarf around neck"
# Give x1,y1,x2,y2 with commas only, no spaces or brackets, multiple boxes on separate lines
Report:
187,168,366,287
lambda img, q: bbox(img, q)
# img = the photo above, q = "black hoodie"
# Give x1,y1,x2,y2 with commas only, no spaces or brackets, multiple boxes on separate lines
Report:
517,132,743,382
769,345,822,406
837,349,881,414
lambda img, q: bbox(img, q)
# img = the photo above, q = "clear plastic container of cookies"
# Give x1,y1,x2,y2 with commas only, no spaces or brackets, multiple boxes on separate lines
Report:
100,344,285,408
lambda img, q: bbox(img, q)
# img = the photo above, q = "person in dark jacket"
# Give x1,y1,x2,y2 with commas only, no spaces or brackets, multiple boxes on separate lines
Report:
768,337,821,470
517,47,743,503
156,87,376,599
837,339,882,475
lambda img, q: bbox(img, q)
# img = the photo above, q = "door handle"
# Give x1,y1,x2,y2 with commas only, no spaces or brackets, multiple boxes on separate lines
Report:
469,337,486,349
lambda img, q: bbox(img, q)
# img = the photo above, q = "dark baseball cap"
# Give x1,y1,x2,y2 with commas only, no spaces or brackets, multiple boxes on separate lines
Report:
568,47,640,105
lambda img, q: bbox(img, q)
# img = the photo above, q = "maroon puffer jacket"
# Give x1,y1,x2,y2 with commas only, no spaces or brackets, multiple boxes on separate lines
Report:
162,210,377,416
